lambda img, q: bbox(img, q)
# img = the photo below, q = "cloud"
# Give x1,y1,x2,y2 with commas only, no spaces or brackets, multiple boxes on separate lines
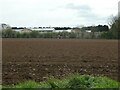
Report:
64,3,111,26
65,3,91,10
65,3,94,17
65,4,98,21
0,0,119,27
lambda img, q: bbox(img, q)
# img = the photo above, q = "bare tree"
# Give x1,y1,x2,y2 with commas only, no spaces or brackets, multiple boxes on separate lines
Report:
108,15,120,39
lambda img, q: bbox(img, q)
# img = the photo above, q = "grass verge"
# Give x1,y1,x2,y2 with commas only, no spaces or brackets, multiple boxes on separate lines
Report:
2,74,120,89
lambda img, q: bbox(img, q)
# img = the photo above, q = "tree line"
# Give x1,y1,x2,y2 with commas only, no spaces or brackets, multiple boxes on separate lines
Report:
1,29,103,39
100,15,120,39
1,29,78,39
1,15,119,39
81,25,109,32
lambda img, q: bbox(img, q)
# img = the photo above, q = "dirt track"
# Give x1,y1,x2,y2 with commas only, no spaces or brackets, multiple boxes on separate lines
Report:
2,39,118,85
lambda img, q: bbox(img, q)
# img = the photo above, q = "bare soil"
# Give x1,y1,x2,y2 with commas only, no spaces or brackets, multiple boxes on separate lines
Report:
2,39,118,85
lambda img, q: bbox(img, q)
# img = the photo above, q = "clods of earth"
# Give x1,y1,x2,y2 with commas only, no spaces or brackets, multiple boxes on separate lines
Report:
2,39,118,85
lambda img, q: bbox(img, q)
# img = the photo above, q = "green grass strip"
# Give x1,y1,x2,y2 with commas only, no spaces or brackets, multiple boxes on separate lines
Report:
3,74,120,89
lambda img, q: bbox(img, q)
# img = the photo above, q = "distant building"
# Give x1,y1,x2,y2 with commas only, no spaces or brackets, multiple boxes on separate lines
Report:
12,27,24,32
31,27,55,32
54,27,72,33
86,30,91,33
54,29,72,33
71,28,82,33
21,29,32,33
53,30,64,32
65,29,72,32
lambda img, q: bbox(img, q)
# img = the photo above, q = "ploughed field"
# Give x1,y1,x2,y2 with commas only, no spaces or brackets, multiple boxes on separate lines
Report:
2,39,118,85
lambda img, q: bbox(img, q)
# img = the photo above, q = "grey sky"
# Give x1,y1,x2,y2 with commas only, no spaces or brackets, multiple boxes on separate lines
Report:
0,0,119,27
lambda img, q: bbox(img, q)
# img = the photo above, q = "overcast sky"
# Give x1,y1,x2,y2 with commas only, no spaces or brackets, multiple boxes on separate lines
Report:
0,0,119,27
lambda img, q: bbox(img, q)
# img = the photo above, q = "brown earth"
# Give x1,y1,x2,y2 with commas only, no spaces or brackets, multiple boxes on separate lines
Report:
2,39,118,85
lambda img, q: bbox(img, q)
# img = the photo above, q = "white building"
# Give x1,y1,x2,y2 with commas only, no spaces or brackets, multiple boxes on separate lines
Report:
12,27,25,32
31,27,55,32
21,29,32,33
54,29,72,33
86,30,91,33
